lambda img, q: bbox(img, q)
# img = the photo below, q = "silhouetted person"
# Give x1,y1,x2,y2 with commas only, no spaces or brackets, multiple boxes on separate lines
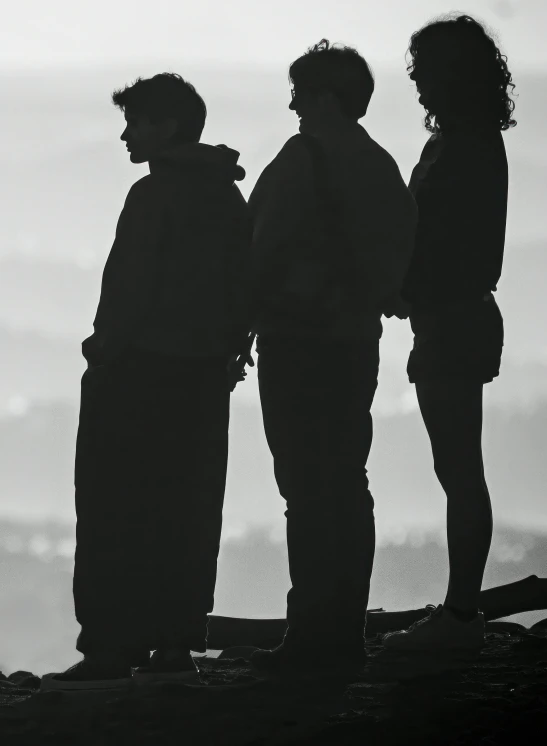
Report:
41,73,250,690
383,14,516,653
242,40,417,674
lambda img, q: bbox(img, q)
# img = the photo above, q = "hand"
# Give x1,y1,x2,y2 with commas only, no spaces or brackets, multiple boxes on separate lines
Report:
383,294,411,320
227,350,255,392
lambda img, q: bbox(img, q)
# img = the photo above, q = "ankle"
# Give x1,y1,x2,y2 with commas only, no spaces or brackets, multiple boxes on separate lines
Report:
444,604,479,623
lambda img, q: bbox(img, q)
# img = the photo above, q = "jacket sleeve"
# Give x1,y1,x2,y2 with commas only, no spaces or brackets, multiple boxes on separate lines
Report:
82,177,167,366
349,160,418,310
242,137,314,329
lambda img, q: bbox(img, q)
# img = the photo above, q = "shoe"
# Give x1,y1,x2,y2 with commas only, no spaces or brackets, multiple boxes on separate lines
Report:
382,605,485,653
40,657,133,692
132,649,201,685
250,641,367,677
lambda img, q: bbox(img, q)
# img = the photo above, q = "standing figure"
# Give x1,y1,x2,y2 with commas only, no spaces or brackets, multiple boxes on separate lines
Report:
244,40,417,674
383,14,516,653
42,73,250,690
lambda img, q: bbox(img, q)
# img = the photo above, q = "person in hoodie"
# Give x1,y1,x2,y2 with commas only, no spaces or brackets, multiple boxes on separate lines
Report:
42,73,250,691
241,40,417,674
383,15,515,654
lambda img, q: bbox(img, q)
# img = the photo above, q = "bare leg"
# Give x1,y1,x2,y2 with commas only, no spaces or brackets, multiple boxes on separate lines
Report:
415,380,493,616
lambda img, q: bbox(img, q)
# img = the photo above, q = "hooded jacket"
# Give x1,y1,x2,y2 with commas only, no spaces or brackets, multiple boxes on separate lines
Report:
82,143,251,365
247,127,417,340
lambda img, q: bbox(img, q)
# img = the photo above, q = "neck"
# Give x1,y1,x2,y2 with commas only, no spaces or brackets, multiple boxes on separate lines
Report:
436,108,498,136
303,118,361,139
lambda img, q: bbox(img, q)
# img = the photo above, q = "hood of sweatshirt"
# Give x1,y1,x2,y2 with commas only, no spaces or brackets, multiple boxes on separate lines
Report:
149,142,246,185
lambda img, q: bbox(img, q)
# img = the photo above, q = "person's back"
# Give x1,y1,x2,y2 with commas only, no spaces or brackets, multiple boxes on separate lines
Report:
249,124,416,340
246,40,416,677
90,143,250,363
382,14,517,657
402,127,508,307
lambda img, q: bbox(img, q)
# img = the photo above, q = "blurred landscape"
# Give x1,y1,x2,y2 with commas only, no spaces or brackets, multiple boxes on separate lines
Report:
1,515,546,676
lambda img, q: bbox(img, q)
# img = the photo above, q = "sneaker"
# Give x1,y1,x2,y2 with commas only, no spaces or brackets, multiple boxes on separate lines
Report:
382,605,485,653
40,658,133,692
132,649,201,685
250,642,367,677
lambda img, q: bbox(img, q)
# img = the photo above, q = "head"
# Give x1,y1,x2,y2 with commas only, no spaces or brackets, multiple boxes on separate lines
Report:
112,73,207,163
407,13,516,133
288,39,374,134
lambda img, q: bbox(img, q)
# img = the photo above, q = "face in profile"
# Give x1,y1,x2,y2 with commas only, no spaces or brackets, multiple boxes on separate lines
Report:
289,87,335,135
409,68,434,110
120,110,177,163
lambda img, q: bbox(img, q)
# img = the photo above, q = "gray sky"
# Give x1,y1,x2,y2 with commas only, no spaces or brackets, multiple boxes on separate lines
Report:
1,0,545,70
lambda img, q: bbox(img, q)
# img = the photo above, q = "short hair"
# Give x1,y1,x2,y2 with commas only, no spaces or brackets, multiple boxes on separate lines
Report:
407,13,517,133
288,38,375,120
111,72,207,143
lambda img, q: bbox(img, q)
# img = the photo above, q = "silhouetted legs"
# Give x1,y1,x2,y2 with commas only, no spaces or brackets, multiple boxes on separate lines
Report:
73,350,229,664
258,335,379,650
415,379,493,617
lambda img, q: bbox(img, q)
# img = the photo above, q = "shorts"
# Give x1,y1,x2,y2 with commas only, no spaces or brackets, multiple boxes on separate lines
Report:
407,293,504,384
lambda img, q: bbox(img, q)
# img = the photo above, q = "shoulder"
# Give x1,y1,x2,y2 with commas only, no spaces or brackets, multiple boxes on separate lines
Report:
363,137,409,190
124,174,155,204
127,174,154,197
251,135,312,199
123,174,167,213
269,135,313,171
439,130,507,176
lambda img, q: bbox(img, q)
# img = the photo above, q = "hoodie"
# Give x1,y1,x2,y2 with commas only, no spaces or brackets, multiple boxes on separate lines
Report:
82,143,251,365
247,127,417,341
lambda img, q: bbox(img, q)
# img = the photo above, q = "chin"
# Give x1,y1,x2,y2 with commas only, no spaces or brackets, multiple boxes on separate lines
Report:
129,151,147,164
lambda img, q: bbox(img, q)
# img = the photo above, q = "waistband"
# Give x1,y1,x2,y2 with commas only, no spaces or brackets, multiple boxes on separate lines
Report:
411,292,494,313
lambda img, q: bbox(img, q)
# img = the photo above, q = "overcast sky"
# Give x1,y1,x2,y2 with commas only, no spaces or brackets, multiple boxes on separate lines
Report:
1,0,545,70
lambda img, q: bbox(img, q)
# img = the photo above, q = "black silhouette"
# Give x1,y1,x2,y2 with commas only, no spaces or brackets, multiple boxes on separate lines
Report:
41,73,251,691
242,39,417,674
383,14,517,653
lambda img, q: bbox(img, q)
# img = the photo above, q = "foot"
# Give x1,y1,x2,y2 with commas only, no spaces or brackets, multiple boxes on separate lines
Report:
382,605,485,653
250,641,367,677
40,656,133,692
133,648,201,685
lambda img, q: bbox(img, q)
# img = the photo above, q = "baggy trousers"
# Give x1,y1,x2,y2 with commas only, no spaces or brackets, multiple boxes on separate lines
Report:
73,349,230,664
257,335,379,650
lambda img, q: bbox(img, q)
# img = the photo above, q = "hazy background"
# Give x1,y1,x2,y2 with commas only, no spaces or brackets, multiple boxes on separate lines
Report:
1,0,546,674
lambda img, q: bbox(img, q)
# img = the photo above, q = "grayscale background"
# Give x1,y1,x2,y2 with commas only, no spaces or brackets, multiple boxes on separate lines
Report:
1,0,546,674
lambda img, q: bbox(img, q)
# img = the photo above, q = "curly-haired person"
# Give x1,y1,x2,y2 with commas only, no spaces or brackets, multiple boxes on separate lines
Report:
383,14,517,654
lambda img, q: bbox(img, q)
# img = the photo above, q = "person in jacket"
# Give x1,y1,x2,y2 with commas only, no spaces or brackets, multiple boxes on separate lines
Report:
383,14,516,653
42,73,251,690
242,39,417,674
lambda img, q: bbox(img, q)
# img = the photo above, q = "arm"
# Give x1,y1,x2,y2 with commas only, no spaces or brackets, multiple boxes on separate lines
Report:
240,137,315,331
350,167,418,312
82,177,167,366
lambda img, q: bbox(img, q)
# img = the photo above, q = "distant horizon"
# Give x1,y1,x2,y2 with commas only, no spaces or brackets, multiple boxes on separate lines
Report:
1,516,546,675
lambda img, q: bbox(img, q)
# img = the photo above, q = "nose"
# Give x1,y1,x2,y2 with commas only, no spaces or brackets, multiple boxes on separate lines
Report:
289,98,296,111
120,127,128,142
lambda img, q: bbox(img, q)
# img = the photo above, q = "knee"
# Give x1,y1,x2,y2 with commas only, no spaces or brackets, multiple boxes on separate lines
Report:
432,453,485,494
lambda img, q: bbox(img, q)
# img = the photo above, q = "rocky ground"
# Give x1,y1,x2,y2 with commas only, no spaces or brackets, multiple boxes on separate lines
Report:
1,619,547,746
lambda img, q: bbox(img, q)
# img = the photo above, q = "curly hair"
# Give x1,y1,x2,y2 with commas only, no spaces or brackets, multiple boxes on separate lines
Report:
406,14,517,133
288,38,375,119
111,72,207,143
